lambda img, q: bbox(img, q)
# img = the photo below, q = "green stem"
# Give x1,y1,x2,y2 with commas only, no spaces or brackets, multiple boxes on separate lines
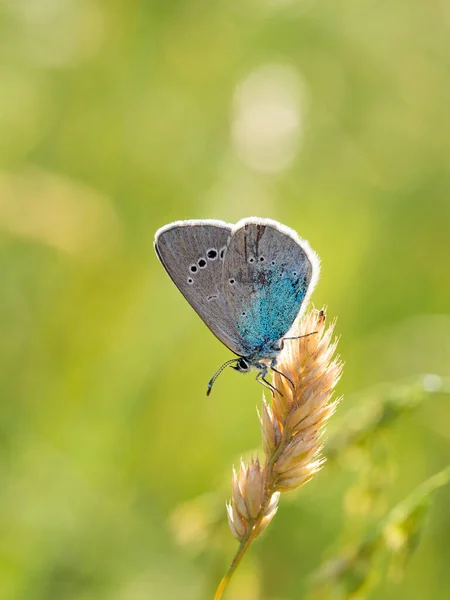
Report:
213,427,289,599
213,530,257,600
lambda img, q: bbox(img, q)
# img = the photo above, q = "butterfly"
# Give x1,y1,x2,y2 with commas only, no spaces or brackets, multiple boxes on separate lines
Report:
154,217,320,394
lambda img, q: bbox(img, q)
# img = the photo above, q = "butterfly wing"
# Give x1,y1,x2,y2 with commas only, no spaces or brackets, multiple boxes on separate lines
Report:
222,218,320,354
154,220,249,355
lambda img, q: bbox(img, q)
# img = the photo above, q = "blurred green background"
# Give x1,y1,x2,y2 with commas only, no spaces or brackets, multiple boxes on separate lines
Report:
1,1,450,599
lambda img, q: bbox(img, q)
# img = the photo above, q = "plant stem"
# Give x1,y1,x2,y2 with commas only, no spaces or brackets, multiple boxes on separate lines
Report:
213,432,288,599
213,535,253,600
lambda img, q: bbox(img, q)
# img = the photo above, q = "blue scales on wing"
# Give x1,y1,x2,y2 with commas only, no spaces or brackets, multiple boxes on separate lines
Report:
221,221,313,358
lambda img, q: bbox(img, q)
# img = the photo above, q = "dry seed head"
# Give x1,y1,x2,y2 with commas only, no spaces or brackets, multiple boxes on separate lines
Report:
226,308,342,542
258,400,282,455
226,501,247,539
257,491,280,537
263,308,342,493
226,457,280,541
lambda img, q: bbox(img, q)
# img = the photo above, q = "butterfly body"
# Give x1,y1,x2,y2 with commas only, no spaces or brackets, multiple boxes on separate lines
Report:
154,217,319,393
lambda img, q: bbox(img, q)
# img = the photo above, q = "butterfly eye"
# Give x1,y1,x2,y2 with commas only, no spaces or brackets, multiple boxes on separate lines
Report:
207,249,218,260
198,258,207,268
259,256,265,262
229,278,235,285
237,358,250,371
249,257,255,263
190,265,197,273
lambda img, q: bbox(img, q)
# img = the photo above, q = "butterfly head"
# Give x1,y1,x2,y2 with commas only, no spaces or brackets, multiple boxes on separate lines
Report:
207,356,257,396
230,357,251,373
206,354,277,396
206,333,317,396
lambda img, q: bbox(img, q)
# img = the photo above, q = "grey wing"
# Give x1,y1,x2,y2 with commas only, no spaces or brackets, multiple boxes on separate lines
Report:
221,218,319,353
154,220,249,355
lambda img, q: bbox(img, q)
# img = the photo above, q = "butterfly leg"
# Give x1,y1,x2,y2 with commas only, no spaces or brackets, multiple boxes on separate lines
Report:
256,373,280,395
271,331,318,355
255,364,282,395
283,331,318,341
270,360,295,389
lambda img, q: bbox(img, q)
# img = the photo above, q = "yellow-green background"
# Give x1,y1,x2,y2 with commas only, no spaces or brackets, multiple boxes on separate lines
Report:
1,1,449,599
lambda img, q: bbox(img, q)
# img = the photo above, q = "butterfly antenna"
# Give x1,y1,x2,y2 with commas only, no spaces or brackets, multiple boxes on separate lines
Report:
207,359,239,396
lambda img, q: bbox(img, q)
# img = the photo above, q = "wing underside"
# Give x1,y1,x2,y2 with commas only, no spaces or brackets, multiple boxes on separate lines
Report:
221,221,314,352
155,221,248,355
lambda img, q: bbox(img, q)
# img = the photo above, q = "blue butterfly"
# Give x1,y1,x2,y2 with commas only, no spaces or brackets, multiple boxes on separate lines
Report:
154,217,319,394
